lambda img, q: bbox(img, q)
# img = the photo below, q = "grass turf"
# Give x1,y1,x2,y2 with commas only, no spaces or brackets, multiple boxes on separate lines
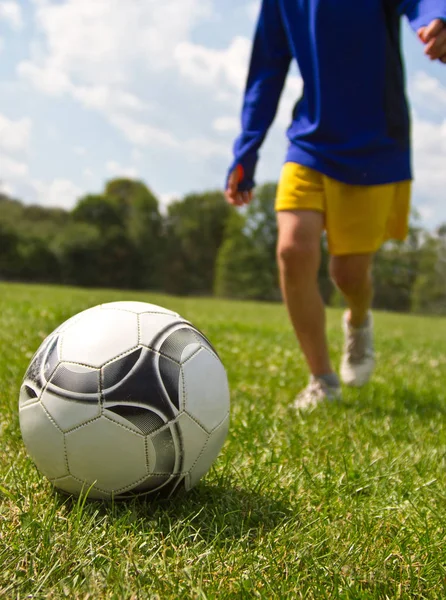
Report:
0,282,445,599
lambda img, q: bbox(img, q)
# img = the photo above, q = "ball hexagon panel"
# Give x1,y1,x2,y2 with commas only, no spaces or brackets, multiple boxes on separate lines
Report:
150,426,178,474
139,313,182,349
52,475,110,500
159,326,214,363
100,301,179,316
64,416,147,493
41,390,101,432
104,405,166,437
182,348,230,433
48,362,100,399
118,474,184,499
157,353,182,412
54,312,84,334
61,309,138,367
102,347,177,419
19,402,68,480
186,414,230,490
175,412,209,473
19,384,40,408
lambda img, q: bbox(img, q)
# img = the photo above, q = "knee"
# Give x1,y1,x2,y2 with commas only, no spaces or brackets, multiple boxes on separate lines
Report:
277,240,319,281
330,261,371,294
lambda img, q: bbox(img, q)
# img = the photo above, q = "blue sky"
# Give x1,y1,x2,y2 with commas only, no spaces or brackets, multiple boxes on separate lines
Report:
1,0,446,228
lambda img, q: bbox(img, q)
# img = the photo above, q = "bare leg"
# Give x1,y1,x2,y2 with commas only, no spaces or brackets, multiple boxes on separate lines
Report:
277,210,333,377
330,254,374,326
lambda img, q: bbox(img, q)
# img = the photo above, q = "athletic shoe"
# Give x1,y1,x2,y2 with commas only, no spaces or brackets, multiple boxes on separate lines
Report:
340,310,375,387
293,375,342,411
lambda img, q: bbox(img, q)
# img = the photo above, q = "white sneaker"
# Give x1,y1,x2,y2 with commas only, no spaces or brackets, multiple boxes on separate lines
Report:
340,311,375,387
293,376,342,411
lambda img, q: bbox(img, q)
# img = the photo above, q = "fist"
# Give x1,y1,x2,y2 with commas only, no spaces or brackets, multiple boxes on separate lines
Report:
418,19,446,63
225,166,253,207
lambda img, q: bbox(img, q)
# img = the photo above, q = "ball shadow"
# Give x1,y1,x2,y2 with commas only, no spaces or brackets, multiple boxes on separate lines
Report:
54,480,292,542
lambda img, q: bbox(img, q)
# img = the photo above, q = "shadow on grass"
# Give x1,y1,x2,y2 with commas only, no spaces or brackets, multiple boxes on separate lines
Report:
54,481,292,542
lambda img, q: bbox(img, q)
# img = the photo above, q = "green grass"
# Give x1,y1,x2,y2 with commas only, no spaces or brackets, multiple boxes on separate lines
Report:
1,282,445,599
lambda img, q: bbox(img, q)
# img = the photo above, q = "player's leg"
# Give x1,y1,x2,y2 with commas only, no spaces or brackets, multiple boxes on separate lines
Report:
330,253,375,386
275,163,341,408
277,210,331,376
329,253,373,327
324,177,411,387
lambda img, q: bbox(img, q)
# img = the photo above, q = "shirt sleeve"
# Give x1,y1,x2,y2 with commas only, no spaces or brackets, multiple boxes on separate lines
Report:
397,0,446,31
227,0,292,192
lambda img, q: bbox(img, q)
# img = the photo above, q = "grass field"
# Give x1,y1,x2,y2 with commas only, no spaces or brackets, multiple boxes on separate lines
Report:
1,282,445,599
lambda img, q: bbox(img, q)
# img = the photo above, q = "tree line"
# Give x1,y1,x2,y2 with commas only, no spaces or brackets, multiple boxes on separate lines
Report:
0,178,445,314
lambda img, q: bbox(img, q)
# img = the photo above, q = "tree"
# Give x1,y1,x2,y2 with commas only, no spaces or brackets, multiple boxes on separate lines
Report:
16,236,59,282
373,241,416,312
164,191,231,295
0,222,20,280
105,179,164,289
372,211,423,313
0,197,61,282
72,195,122,231
411,229,446,315
214,211,277,300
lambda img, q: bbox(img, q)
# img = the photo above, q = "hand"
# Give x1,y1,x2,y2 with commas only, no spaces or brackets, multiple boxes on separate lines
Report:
225,166,253,207
418,19,446,63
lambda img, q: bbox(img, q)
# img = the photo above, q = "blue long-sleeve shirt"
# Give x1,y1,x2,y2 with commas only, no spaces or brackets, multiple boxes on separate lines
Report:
229,0,446,190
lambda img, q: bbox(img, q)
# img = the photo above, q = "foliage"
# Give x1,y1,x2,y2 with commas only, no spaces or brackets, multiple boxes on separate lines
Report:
1,183,446,313
215,211,277,300
411,232,446,314
163,191,231,295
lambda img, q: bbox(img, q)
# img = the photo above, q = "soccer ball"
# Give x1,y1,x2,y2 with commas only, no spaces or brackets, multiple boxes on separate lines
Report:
18,301,230,500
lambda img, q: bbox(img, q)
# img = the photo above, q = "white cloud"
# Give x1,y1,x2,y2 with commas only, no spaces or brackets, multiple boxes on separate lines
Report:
109,112,229,158
71,85,147,113
245,1,260,22
213,116,239,134
106,160,138,180
0,113,32,153
26,0,211,85
0,1,23,31
175,36,252,95
18,62,147,113
184,137,229,159
175,35,302,128
18,61,71,96
410,71,446,116
0,153,28,179
0,36,4,54
109,114,179,148
32,178,83,209
412,113,446,201
276,75,303,127
18,0,212,144
0,180,15,196
20,0,212,96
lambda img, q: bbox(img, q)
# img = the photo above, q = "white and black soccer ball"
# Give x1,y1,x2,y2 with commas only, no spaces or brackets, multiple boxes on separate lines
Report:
18,301,230,500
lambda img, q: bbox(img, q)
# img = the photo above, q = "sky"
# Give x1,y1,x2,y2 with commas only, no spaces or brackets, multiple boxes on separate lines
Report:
0,0,446,227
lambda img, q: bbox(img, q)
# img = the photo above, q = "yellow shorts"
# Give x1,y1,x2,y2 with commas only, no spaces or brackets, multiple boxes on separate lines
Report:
275,162,412,256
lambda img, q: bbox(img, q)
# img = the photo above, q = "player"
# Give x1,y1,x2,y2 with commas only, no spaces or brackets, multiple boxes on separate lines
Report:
225,1,446,409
